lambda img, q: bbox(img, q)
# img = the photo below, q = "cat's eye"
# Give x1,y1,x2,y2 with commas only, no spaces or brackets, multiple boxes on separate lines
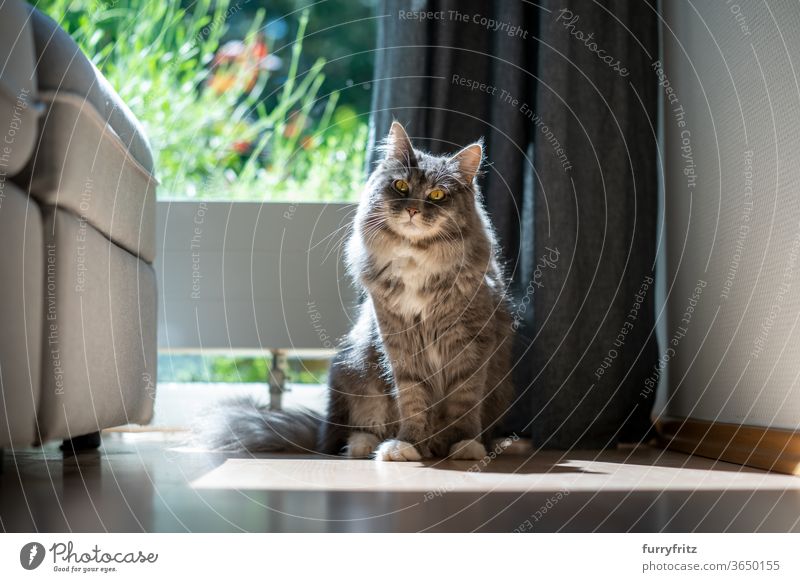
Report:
393,179,409,193
428,189,446,201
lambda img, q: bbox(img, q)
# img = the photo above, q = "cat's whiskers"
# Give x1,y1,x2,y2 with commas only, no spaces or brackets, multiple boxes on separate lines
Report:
321,205,391,263
310,206,360,256
362,221,389,249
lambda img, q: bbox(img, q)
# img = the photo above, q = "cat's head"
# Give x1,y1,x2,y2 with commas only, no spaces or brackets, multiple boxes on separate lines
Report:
361,121,484,244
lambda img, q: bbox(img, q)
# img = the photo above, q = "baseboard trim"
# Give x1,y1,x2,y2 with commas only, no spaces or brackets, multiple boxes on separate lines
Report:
657,417,800,475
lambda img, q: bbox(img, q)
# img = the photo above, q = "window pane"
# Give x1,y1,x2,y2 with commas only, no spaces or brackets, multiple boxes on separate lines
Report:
38,0,376,202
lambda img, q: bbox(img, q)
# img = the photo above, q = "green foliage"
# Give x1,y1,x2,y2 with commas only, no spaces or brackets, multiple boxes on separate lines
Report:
268,0,378,116
36,0,368,201
157,353,329,384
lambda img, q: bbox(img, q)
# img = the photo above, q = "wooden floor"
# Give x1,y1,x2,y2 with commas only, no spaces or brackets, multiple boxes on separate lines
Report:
2,432,800,532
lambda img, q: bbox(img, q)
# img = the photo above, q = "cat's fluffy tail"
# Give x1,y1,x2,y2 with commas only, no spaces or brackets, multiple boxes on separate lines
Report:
191,396,321,453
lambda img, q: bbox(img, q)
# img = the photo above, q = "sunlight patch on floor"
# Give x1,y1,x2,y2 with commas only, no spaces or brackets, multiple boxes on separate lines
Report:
189,451,800,493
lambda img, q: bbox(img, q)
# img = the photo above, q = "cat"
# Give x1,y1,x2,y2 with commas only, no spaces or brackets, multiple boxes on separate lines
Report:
197,122,514,461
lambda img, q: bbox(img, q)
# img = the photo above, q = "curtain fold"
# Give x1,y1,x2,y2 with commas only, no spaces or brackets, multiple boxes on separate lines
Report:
368,0,659,448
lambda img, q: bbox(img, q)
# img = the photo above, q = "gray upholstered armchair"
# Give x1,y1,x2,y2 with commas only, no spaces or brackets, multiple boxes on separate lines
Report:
0,0,157,453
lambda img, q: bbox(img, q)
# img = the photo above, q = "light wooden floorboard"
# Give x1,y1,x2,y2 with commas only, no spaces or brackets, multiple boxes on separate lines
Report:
2,433,799,532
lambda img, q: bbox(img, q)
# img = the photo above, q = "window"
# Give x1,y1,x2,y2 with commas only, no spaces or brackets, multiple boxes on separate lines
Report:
39,0,376,202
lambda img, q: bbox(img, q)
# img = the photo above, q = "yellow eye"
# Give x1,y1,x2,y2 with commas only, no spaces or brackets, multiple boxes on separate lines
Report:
393,179,409,193
428,189,446,201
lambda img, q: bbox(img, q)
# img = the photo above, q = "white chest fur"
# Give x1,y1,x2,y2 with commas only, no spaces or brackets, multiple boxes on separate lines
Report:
374,243,436,319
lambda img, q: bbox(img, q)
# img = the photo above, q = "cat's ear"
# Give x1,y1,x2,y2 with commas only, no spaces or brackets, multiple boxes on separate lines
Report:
384,121,416,166
450,141,483,185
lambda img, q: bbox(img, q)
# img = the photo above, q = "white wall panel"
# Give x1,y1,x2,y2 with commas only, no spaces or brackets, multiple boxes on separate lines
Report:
155,201,357,351
663,1,800,430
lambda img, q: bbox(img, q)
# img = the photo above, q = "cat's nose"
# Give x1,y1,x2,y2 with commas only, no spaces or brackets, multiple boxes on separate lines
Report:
406,207,419,218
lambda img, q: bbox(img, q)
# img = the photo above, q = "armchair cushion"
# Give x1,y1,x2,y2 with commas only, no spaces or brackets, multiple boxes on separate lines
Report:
23,7,157,264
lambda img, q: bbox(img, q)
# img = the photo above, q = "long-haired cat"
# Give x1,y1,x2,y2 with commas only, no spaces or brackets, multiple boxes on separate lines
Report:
198,122,514,460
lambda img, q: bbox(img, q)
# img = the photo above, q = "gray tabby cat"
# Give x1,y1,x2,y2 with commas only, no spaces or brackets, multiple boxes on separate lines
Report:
200,122,514,461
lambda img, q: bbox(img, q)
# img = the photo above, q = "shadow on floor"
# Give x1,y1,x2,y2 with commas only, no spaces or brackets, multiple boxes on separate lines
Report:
419,456,604,475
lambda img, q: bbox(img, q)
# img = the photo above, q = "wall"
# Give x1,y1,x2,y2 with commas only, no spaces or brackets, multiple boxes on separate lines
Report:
155,201,357,352
662,1,800,430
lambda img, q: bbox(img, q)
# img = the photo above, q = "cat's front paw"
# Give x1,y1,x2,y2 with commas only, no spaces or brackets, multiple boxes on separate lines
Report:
346,432,380,458
374,439,422,461
448,439,487,460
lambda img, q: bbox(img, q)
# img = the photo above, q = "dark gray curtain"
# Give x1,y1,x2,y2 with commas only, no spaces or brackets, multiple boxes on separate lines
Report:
368,0,659,449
